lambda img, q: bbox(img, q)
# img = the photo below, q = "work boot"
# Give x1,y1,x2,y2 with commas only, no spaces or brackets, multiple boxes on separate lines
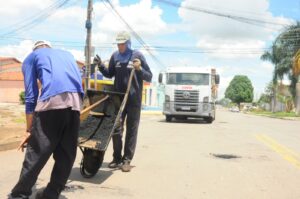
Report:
35,190,48,199
8,194,29,199
108,159,122,169
121,160,131,172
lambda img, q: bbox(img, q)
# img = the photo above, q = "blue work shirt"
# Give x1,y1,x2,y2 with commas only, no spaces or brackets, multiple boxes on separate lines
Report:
22,48,84,114
99,50,152,107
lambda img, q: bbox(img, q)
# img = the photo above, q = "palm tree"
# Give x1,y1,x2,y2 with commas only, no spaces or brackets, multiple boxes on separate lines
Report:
261,22,300,103
294,49,300,115
293,49,300,77
261,44,282,112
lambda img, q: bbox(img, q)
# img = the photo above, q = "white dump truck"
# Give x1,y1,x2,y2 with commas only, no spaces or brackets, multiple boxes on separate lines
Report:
158,67,220,123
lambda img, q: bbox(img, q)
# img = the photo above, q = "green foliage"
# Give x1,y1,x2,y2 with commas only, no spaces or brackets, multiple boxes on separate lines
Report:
217,98,231,107
251,110,299,118
225,75,254,106
19,91,25,104
258,81,274,104
261,22,300,98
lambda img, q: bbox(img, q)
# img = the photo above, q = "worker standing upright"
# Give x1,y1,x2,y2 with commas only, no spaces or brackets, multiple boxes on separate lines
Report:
93,31,152,172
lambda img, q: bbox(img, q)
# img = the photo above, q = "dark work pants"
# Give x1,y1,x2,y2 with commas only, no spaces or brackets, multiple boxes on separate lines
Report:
10,108,80,199
112,105,141,162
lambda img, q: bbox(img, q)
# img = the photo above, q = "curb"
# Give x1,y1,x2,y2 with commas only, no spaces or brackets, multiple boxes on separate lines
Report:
244,112,300,121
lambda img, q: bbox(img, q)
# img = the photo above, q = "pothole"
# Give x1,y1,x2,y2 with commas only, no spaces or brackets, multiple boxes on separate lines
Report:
210,153,241,159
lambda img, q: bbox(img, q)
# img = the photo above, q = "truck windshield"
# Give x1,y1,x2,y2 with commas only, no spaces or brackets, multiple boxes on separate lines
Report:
167,73,209,85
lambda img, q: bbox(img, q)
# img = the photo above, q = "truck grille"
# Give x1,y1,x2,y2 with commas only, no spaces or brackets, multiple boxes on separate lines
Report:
174,90,199,112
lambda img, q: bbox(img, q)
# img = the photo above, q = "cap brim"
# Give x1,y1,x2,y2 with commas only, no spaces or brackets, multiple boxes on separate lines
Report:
115,41,126,44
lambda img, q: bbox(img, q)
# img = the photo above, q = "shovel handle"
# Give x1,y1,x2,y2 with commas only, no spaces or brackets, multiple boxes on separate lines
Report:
80,95,109,116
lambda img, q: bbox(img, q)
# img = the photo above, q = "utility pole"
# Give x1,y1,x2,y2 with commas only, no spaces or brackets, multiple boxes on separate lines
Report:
84,0,93,92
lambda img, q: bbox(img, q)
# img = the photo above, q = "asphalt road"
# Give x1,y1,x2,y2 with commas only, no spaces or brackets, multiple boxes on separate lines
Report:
0,110,300,199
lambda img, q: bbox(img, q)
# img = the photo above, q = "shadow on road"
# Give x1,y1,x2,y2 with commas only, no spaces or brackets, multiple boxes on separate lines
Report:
31,187,67,199
68,166,113,185
158,118,209,124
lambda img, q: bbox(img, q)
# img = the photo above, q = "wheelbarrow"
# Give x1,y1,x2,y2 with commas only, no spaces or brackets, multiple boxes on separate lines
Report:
78,68,135,178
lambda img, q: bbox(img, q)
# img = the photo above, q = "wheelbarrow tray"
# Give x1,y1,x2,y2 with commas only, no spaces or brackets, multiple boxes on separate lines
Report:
78,89,124,151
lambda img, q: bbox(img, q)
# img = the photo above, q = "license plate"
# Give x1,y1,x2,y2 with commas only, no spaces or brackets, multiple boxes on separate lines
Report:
181,106,191,111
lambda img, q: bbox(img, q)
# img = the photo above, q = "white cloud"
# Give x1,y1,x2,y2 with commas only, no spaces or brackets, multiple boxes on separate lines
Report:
0,40,33,61
92,0,169,45
261,62,273,71
197,39,266,59
0,0,52,19
0,0,169,63
216,75,234,99
0,40,86,62
0,0,169,46
67,49,85,61
178,0,294,59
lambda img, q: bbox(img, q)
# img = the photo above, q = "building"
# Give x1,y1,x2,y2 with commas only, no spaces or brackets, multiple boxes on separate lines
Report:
0,57,85,103
0,57,23,103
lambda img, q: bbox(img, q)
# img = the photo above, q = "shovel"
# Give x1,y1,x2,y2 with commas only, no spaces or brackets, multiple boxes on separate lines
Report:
80,95,109,121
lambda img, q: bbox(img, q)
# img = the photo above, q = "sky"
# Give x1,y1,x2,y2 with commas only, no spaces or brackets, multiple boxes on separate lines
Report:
0,0,299,99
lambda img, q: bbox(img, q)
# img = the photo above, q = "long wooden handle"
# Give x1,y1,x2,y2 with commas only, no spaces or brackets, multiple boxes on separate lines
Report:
80,95,109,116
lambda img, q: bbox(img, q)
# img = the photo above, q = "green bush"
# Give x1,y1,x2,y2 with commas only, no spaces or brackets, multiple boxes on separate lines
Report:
19,91,25,104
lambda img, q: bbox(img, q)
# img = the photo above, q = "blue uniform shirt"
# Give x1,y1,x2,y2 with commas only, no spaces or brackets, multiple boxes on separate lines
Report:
22,48,84,114
99,50,152,107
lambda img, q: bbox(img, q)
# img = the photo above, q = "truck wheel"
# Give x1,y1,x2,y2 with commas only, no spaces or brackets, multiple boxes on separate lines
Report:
166,115,172,122
205,117,213,124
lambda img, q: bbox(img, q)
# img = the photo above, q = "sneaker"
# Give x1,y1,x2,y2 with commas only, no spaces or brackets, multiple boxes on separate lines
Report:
121,160,131,172
108,159,122,169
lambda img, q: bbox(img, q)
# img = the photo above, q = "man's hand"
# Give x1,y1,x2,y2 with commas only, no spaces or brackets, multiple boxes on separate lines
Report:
18,132,31,152
133,59,142,71
93,54,102,66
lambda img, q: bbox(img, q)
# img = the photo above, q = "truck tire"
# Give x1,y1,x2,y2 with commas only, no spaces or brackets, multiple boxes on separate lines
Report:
205,117,213,124
166,115,172,122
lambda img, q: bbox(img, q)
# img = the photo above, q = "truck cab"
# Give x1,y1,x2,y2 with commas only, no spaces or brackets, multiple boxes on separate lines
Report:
158,67,220,123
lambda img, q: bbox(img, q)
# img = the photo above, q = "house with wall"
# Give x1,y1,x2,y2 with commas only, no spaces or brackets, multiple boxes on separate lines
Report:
0,57,85,103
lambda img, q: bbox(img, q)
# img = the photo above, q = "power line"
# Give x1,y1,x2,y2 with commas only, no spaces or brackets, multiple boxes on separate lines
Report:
153,0,290,30
0,0,65,31
0,0,72,37
103,0,166,69
2,37,300,54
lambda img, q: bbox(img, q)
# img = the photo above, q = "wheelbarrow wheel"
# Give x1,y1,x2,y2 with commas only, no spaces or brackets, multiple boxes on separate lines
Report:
80,148,105,178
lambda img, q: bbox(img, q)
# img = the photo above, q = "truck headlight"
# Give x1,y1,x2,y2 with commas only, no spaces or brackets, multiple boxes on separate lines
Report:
203,96,209,103
165,95,170,102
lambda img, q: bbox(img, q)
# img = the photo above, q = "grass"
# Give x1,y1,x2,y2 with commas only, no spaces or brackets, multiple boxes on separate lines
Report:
13,117,26,124
250,110,300,118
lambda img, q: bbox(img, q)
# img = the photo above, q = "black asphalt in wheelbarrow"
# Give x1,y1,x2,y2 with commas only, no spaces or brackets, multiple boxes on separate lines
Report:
78,68,135,178
78,89,124,178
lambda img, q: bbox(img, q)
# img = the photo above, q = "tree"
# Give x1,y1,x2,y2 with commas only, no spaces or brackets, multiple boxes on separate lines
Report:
261,22,300,98
293,49,300,115
258,82,274,108
225,75,254,107
293,49,300,77
217,98,231,107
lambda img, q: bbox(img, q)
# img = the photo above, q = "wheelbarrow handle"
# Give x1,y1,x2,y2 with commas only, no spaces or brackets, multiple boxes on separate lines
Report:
80,95,109,118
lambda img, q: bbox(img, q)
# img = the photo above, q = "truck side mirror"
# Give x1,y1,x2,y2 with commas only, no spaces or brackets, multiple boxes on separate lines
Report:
158,73,163,84
215,74,220,85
